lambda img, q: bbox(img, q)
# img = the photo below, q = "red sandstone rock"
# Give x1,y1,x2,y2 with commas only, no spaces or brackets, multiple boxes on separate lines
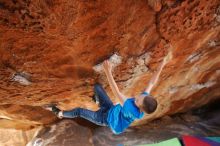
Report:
148,0,162,12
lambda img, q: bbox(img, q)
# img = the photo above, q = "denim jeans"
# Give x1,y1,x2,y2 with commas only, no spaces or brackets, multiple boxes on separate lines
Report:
62,84,114,126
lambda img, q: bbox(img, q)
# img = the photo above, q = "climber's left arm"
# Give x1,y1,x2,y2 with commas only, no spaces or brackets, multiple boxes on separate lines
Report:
145,52,172,94
103,60,127,105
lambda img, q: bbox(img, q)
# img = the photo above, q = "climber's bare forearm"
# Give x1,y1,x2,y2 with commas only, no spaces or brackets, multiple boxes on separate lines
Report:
105,70,127,104
145,61,165,93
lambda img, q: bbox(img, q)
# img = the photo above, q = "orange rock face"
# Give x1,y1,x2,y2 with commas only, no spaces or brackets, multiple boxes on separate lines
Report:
0,0,220,128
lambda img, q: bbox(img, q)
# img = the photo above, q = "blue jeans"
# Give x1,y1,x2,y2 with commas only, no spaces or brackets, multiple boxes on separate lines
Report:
63,84,114,126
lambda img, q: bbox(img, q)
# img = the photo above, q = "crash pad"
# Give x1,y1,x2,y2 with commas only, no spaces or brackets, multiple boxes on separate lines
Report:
206,137,220,144
196,137,220,146
136,138,182,146
182,135,211,146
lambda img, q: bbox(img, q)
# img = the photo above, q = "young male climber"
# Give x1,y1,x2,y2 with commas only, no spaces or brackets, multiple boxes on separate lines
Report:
50,53,172,134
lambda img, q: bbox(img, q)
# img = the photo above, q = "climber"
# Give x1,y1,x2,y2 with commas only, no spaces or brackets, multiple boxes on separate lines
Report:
50,52,172,134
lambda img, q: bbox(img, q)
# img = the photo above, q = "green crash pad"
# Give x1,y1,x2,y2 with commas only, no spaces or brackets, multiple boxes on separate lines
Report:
136,138,182,146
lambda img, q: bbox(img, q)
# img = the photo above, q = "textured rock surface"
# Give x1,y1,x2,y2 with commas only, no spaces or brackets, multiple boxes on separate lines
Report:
0,127,39,146
26,120,93,146
0,0,220,129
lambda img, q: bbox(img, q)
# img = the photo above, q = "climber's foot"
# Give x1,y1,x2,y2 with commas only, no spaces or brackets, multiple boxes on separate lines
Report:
43,104,63,119
92,93,100,105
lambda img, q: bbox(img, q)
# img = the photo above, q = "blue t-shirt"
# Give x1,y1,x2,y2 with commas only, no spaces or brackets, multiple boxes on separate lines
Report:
107,98,144,134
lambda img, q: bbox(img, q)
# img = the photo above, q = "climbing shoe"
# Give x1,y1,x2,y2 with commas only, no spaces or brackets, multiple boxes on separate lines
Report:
51,106,61,116
92,93,100,105
42,104,62,118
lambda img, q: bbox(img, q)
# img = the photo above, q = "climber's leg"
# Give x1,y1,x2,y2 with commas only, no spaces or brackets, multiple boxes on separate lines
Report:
62,107,108,126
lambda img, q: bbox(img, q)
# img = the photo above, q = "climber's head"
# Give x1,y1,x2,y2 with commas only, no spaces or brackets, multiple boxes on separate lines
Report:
135,93,157,114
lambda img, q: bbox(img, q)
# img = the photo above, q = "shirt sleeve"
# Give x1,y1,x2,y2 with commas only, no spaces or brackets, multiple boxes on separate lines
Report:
123,98,144,119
